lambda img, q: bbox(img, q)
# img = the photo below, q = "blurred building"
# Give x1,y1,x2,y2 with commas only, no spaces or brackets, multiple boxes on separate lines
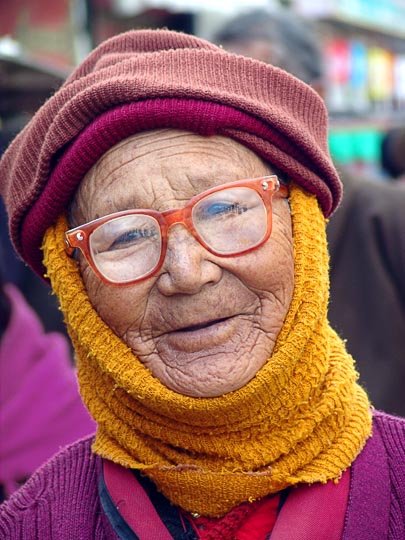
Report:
291,0,405,178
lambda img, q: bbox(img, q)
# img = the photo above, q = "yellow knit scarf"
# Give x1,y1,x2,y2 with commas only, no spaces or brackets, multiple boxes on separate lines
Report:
42,184,372,517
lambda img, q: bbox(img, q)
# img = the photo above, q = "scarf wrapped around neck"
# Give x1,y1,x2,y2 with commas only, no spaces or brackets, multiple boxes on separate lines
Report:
42,183,372,517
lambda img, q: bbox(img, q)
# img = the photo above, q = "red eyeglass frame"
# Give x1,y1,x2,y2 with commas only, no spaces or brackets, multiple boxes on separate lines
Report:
65,175,288,286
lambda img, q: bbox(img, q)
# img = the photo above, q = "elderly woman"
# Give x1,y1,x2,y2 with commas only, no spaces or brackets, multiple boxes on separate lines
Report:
0,29,404,540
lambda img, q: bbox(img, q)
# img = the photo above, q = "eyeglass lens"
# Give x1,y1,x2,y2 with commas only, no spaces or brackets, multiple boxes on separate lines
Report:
89,186,267,283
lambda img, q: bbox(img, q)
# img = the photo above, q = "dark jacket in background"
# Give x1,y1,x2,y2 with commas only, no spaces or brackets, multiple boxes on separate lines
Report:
327,172,405,417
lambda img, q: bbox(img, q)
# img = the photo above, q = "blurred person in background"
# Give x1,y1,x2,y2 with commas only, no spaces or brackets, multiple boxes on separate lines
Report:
381,126,405,182
0,250,95,502
214,8,405,417
0,196,67,337
0,50,70,338
0,36,95,506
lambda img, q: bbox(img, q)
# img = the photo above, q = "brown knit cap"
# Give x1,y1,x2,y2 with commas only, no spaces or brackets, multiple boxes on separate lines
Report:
0,29,342,278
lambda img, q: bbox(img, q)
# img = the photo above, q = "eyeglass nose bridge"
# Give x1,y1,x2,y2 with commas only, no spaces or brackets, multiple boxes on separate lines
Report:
161,205,191,227
158,204,207,256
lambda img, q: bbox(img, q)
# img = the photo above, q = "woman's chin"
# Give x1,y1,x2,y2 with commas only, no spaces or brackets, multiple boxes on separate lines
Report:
148,327,269,398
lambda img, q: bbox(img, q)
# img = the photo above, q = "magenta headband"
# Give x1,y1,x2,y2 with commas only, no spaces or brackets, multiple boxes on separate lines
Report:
21,98,336,278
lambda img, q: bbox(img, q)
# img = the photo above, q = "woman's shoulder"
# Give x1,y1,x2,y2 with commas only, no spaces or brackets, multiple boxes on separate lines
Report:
358,410,405,485
0,436,114,539
340,411,405,539
14,434,98,489
372,410,405,463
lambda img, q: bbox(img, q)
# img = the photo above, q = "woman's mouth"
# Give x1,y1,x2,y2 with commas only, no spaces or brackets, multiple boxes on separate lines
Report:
178,317,229,332
160,316,239,353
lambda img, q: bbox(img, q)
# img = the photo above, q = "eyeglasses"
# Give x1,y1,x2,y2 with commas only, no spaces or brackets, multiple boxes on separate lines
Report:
65,175,288,286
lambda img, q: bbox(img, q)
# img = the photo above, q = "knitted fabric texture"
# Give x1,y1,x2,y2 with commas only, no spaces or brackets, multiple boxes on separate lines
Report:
42,184,372,518
0,29,342,279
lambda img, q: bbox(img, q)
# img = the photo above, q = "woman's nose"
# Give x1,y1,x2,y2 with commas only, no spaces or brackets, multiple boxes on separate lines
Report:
156,225,222,295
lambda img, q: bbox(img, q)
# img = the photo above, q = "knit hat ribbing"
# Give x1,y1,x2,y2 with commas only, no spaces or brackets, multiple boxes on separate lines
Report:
0,29,342,278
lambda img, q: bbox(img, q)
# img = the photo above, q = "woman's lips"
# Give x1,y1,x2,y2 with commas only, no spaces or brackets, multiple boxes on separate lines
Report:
160,316,239,353
179,317,229,332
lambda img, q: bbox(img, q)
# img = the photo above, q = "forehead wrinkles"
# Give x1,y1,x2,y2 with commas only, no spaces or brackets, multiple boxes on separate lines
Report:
90,130,265,183
72,129,271,221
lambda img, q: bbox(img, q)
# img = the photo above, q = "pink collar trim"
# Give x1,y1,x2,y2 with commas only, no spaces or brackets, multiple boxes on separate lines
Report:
103,458,350,540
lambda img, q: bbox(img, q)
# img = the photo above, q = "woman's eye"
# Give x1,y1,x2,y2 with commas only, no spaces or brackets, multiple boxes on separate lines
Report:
200,201,247,219
109,228,155,250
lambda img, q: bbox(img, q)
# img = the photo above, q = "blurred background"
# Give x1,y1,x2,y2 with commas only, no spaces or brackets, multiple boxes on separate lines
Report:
2,0,405,187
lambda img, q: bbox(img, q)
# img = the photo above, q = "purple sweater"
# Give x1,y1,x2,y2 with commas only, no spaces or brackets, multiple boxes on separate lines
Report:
0,411,404,539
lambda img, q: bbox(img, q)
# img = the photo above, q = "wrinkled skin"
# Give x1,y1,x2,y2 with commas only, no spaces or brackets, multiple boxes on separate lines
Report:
70,129,294,397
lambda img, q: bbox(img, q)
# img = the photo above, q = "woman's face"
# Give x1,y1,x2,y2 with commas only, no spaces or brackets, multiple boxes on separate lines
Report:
71,129,294,397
